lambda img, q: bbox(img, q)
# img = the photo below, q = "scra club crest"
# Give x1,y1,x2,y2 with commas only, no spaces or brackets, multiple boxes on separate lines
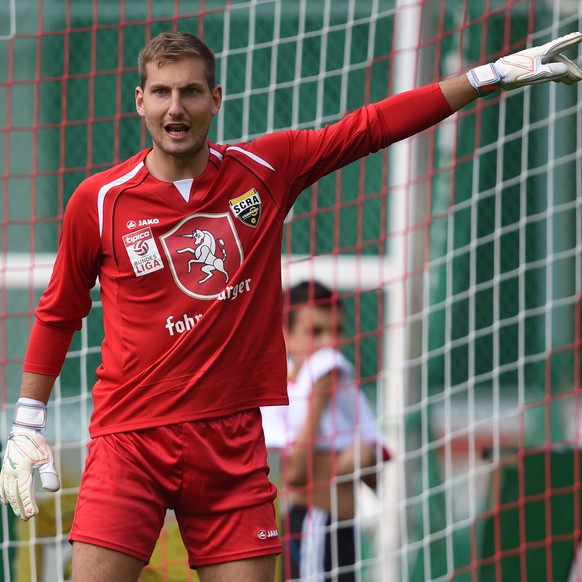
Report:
160,213,244,299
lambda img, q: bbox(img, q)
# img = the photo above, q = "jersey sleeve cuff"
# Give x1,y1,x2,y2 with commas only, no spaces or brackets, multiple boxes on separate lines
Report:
23,320,75,377
374,82,454,146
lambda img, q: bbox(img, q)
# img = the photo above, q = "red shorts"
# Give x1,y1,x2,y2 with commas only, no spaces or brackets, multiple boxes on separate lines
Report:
69,409,281,567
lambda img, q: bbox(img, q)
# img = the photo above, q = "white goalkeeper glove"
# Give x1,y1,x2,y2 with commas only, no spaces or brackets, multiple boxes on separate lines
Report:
0,398,61,520
467,31,582,96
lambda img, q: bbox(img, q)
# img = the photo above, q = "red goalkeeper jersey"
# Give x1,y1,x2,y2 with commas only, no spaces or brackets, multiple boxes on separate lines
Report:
24,84,451,437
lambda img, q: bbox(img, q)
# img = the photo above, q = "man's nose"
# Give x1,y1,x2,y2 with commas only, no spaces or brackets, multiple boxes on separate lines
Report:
168,92,185,116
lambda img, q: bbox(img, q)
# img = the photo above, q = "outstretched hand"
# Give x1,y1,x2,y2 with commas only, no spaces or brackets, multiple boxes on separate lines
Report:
467,32,582,96
496,32,582,89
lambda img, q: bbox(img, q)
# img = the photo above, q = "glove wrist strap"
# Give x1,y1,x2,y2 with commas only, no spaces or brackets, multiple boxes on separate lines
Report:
467,63,503,96
13,398,47,430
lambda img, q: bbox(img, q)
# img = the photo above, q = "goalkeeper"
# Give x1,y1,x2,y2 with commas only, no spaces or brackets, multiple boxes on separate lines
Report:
1,30,581,582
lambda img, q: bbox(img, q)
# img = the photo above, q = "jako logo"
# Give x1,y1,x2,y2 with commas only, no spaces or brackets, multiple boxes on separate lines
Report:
257,529,279,540
126,218,160,230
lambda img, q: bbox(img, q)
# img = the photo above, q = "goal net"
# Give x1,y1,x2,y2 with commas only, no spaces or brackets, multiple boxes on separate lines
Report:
1,0,582,581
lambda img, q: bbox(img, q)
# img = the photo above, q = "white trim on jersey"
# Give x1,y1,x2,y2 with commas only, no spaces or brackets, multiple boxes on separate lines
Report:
209,147,223,163
227,146,276,171
97,161,145,236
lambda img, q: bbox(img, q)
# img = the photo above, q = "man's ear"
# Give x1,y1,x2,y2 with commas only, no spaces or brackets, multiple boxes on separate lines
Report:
135,86,145,118
211,85,223,117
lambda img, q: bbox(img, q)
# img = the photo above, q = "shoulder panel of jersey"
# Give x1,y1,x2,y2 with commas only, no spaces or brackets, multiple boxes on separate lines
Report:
214,141,279,182
223,144,276,172
210,140,291,211
88,149,150,237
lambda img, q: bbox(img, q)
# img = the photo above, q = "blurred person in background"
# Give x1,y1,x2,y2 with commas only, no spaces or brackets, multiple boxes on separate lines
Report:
262,280,390,581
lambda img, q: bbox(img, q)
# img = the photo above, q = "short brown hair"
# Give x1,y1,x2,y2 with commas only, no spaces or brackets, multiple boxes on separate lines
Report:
138,31,217,89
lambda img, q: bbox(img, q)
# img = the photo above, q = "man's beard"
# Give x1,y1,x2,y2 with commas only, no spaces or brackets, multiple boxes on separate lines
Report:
146,120,205,159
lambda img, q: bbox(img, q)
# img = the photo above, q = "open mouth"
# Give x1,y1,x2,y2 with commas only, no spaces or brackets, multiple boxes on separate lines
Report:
165,123,190,137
